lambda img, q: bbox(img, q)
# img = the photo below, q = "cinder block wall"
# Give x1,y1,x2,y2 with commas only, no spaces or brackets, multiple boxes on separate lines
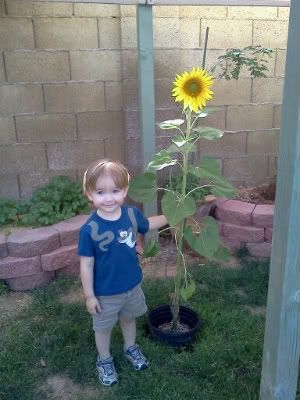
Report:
0,1,289,199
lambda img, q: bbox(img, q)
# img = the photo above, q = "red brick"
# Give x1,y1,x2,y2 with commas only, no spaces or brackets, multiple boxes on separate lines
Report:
6,271,55,291
7,227,60,257
216,200,255,226
220,235,242,252
265,227,273,243
53,214,89,246
55,262,80,277
0,256,41,279
222,222,264,243
41,244,78,271
252,204,274,228
247,242,272,257
0,233,8,258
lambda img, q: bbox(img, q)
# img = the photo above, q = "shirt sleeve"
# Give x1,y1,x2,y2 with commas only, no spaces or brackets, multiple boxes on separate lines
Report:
77,226,95,257
134,207,149,234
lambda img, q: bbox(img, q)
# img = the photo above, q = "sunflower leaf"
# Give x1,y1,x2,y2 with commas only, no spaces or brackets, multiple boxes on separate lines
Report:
180,279,196,301
158,119,185,130
192,127,224,140
162,192,196,227
128,172,157,202
147,150,177,171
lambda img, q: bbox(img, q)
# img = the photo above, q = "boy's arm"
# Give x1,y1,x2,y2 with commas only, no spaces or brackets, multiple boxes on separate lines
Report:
148,215,168,231
80,256,101,314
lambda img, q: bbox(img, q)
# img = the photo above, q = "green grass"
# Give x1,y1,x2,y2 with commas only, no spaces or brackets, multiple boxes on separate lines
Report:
0,257,297,400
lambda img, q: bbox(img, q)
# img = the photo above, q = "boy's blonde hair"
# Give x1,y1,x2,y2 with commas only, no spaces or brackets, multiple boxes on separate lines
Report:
83,159,130,195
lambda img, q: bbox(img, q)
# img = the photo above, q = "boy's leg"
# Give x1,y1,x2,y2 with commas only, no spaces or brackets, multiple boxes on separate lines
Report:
95,329,112,360
119,316,136,350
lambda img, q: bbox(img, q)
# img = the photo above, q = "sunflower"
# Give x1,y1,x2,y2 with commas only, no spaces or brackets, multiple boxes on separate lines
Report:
172,67,214,112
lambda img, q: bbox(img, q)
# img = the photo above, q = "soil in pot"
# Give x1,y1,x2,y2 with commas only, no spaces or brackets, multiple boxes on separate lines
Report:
147,304,202,348
235,182,276,204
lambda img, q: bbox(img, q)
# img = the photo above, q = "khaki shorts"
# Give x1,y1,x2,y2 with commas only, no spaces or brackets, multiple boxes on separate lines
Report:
92,284,148,331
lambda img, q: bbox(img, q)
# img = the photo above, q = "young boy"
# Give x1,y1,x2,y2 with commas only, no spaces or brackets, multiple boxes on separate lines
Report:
78,159,167,387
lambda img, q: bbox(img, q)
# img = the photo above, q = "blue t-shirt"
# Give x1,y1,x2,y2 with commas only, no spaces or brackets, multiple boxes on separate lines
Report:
77,206,149,296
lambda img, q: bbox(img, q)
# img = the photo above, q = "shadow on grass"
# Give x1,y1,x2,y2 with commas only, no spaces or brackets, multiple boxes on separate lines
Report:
1,257,298,400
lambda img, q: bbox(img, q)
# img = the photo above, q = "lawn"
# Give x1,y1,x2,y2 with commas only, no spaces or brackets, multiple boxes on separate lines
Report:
0,255,298,400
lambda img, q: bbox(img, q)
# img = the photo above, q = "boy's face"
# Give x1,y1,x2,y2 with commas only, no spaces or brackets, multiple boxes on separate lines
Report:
86,174,128,217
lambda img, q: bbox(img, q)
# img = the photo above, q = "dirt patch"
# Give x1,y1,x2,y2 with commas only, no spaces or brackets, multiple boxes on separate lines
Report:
235,183,276,204
243,305,266,316
0,291,32,326
59,287,85,305
35,375,97,400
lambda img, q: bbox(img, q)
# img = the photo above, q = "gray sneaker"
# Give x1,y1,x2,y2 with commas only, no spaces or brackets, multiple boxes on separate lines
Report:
124,344,149,370
96,356,118,386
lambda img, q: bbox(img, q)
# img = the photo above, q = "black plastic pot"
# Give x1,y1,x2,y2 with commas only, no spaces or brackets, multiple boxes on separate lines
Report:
147,304,202,348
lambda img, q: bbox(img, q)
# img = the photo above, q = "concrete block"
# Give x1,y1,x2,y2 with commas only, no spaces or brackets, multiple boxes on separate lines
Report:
19,169,77,199
253,20,288,49
154,18,180,49
74,3,120,17
0,233,8,258
34,18,98,49
7,1,73,16
220,235,242,252
47,141,105,170
99,18,121,49
77,111,123,141
0,143,47,173
41,244,78,271
0,83,43,114
0,53,4,81
155,79,176,109
227,6,277,19
201,19,252,49
247,130,279,154
227,104,274,131
0,116,16,145
222,222,264,243
179,18,200,49
0,174,20,199
216,199,255,226
223,155,268,182
122,50,137,79
153,6,179,17
273,105,281,128
44,82,105,113
120,5,135,17
155,49,181,80
180,6,227,18
105,81,123,111
16,114,76,143
211,79,252,106
275,49,286,77
126,137,142,174
123,79,137,111
0,0,5,15
7,227,60,257
265,227,273,243
52,215,89,246
268,155,277,179
252,204,274,228
55,263,80,277
199,131,246,157
5,50,70,82
70,50,122,81
198,107,226,130
0,18,34,50
104,137,126,163
124,109,139,139
247,242,271,257
121,17,136,49
252,78,284,103
278,7,289,20
0,255,41,279
6,270,55,291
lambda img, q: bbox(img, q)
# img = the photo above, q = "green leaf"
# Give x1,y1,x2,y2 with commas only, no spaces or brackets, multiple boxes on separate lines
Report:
172,135,188,148
161,191,196,227
195,107,217,116
128,172,157,202
213,245,231,261
192,127,224,140
189,156,222,179
142,239,160,258
180,279,196,301
158,119,185,130
210,175,236,198
184,216,220,259
147,150,177,171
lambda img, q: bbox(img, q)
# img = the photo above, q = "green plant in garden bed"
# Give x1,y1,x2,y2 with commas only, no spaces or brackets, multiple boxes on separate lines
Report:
129,67,236,330
0,176,90,227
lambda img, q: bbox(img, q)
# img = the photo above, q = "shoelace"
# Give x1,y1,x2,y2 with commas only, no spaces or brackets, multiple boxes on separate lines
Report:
129,347,143,360
102,363,115,376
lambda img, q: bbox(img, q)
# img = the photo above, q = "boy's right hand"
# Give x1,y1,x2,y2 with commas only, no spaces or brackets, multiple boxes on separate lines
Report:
85,296,101,315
